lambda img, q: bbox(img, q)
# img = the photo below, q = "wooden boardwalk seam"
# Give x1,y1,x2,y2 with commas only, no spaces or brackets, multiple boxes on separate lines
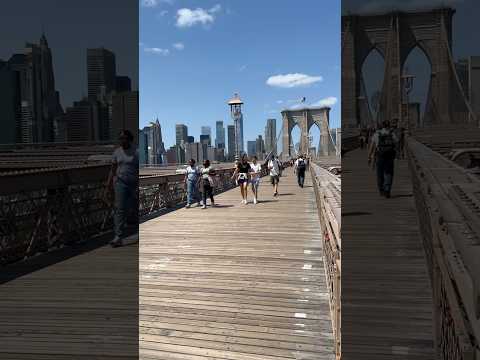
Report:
140,168,335,360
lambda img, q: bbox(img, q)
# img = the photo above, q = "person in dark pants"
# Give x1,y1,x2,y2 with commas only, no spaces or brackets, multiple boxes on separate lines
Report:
294,155,307,188
368,121,398,198
107,130,139,247
200,160,215,209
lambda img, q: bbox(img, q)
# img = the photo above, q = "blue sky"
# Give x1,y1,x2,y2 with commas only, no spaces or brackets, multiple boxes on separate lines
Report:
140,0,341,150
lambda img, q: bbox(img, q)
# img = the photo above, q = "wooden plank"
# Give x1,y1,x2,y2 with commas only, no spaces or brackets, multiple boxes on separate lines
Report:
140,168,335,359
342,148,434,360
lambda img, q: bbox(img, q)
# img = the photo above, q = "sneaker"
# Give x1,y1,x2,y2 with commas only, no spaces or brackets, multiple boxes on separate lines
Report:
253,198,258,204
185,204,191,208
202,205,207,209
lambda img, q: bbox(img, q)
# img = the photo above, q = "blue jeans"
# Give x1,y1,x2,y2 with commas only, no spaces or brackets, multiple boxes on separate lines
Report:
114,180,136,239
186,179,200,205
376,155,395,193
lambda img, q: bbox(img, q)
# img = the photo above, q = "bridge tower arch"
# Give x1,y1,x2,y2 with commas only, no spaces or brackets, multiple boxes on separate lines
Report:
281,107,331,160
342,8,459,130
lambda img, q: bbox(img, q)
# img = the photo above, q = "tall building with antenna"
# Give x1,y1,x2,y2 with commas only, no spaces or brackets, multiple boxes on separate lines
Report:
227,93,244,159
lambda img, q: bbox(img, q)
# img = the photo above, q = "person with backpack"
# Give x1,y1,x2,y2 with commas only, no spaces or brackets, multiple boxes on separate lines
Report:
294,154,307,188
200,159,216,209
268,155,281,197
368,120,398,198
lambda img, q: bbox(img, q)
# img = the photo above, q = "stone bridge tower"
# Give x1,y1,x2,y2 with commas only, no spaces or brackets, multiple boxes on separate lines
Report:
281,107,331,160
342,8,456,131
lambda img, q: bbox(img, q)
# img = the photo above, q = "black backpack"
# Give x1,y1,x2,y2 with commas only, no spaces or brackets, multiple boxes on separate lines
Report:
377,131,395,156
297,159,306,171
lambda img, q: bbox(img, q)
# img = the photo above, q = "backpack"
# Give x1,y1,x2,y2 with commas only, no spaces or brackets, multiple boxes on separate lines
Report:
297,159,306,171
377,130,395,157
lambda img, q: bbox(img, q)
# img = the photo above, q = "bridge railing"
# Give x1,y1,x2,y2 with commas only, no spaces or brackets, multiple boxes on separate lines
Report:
0,165,113,265
139,163,275,220
310,163,341,358
406,137,480,360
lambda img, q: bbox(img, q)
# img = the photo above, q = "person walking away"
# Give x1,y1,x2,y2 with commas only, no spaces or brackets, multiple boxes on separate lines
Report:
200,160,216,209
107,130,139,247
368,120,398,198
232,154,251,204
250,156,262,204
294,155,307,188
268,155,281,196
185,159,201,208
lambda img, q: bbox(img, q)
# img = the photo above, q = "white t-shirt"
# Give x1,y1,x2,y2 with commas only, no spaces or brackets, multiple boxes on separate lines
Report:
250,163,262,180
112,146,138,184
268,159,280,176
186,165,199,181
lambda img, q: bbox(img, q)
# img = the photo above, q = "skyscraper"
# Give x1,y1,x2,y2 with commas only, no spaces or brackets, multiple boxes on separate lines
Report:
5,34,63,143
215,121,225,149
0,60,18,144
138,128,148,165
264,118,277,155
111,91,138,143
64,99,98,142
175,124,188,146
227,125,235,161
115,76,132,93
87,48,116,100
146,119,165,165
201,126,212,145
247,141,257,157
256,135,265,158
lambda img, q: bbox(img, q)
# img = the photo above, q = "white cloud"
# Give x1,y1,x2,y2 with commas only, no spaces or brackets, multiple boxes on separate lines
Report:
176,5,221,28
311,96,338,108
209,4,222,13
266,73,323,88
141,0,173,7
144,47,170,56
173,42,185,50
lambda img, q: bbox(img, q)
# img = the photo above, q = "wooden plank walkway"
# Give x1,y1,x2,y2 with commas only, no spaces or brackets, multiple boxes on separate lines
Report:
342,148,434,359
0,235,139,359
140,168,335,360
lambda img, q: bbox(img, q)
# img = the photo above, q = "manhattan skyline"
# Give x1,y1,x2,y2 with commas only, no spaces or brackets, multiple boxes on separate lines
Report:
140,0,341,150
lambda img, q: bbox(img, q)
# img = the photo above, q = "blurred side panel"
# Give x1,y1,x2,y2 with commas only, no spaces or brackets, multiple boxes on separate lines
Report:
0,1,139,359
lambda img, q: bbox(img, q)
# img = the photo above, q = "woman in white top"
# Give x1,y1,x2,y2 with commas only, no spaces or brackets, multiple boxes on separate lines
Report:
249,156,262,204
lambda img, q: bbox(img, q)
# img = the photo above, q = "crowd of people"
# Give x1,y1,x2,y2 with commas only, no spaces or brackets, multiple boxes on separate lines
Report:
183,153,310,209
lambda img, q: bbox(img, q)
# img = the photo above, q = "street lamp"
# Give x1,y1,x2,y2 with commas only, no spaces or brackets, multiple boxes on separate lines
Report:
401,73,415,133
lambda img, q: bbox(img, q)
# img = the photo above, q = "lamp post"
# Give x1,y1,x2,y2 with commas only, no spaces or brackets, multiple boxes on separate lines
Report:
401,73,415,133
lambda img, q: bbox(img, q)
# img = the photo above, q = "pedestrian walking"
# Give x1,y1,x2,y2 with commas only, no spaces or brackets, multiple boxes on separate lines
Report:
250,156,262,204
184,159,201,208
107,130,138,247
232,154,251,204
268,155,281,197
200,160,216,209
368,120,398,198
294,154,307,188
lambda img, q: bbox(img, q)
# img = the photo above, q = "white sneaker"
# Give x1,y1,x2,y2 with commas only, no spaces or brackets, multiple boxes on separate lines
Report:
253,198,258,204
185,204,191,208
202,205,207,209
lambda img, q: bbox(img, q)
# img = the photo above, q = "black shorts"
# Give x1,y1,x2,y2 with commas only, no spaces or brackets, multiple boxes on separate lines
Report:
270,175,280,184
